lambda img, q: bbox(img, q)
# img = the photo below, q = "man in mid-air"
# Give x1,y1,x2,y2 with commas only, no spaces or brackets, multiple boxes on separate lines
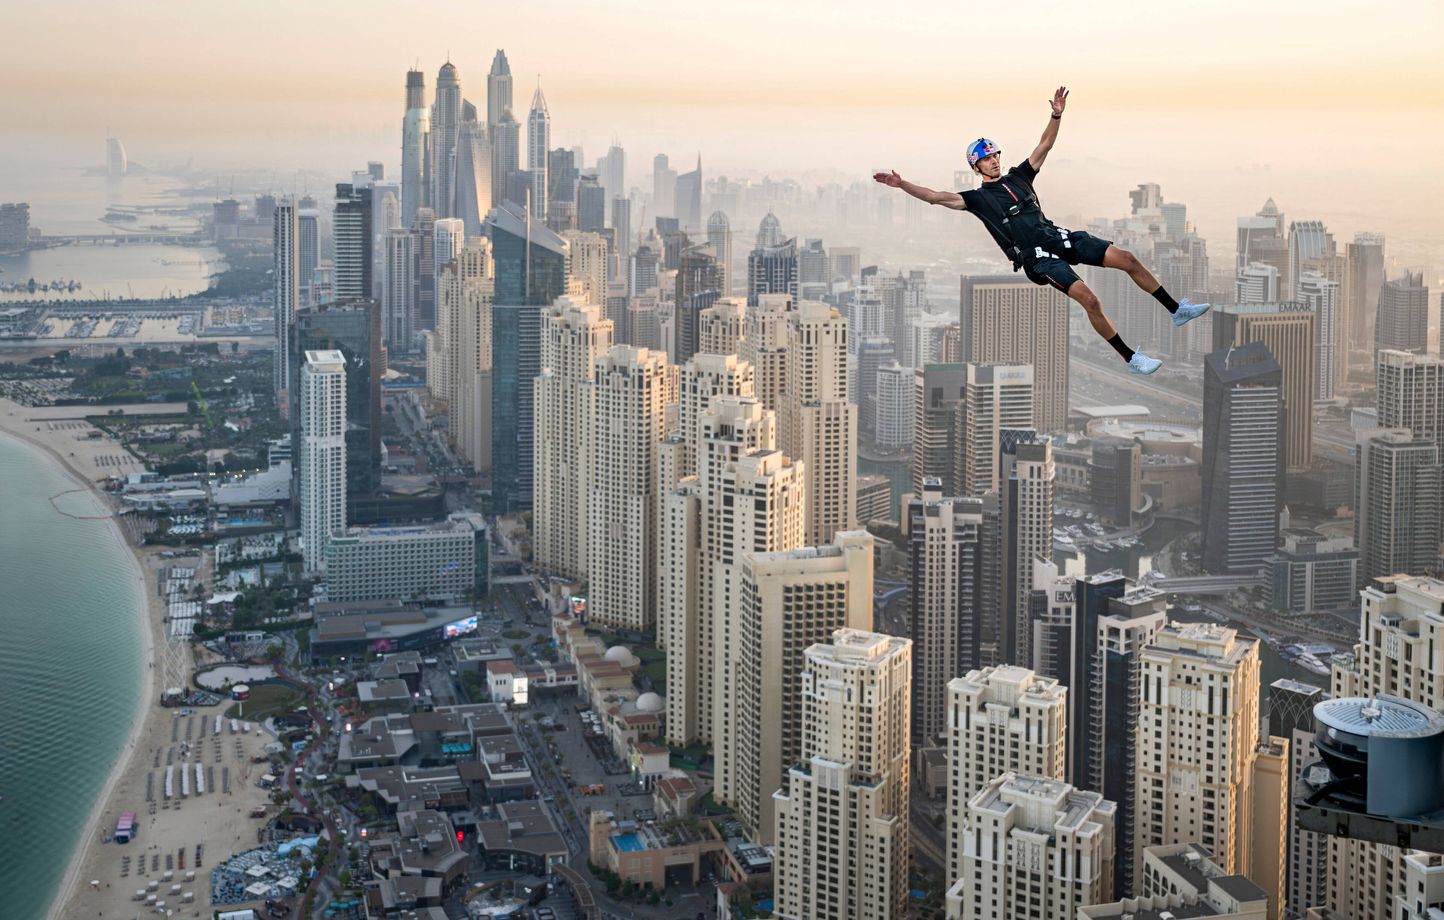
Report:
874,86,1207,374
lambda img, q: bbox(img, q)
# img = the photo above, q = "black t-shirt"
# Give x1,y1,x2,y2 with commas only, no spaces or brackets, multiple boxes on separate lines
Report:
960,159,1063,264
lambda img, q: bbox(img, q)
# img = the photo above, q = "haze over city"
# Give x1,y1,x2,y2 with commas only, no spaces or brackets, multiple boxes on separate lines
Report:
3,0,1442,273
3,3,1444,920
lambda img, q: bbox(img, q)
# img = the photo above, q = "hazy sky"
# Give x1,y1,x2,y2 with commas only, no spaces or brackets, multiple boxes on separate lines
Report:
3,0,1441,269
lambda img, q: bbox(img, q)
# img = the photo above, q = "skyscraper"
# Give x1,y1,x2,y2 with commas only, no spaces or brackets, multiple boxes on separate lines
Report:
857,336,896,442
1295,271,1340,399
959,363,1034,497
451,242,496,475
401,69,430,227
1133,622,1261,891
652,153,675,218
949,774,1116,920
729,532,874,842
332,183,372,304
999,436,1055,666
705,405,806,821
1268,679,1329,918
1377,349,1444,455
1375,271,1430,358
1079,586,1169,896
527,83,549,222
490,110,521,209
661,396,782,746
945,667,1067,883
874,362,913,451
678,352,755,477
675,154,702,233
292,303,382,504
1213,304,1316,471
1064,571,1126,783
600,144,624,224
1324,575,1444,920
781,300,857,545
533,298,612,582
487,202,569,512
297,208,319,308
697,298,745,356
1344,232,1385,360
1202,343,1284,574
429,218,465,401
960,275,1069,433
1353,429,1442,586
912,363,967,495
486,49,512,130
431,61,462,219
707,211,733,295
673,244,724,364
738,292,791,413
773,629,911,920
905,482,987,743
747,236,799,306
559,229,608,308
1287,219,1333,301
273,197,299,403
300,350,347,574
452,118,493,238
587,345,669,630
382,228,416,351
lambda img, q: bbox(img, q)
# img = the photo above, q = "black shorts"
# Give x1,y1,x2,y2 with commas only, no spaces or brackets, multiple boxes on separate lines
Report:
1020,230,1113,293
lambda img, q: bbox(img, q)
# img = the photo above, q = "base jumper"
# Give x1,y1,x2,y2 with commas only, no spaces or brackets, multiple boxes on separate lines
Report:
874,86,1208,374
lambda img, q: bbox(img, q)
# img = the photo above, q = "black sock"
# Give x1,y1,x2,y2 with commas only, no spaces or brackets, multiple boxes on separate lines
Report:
1152,286,1178,314
1107,334,1135,362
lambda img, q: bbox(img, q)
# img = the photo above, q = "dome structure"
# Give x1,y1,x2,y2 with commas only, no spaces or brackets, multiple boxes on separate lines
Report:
636,692,664,712
756,212,784,248
604,645,632,664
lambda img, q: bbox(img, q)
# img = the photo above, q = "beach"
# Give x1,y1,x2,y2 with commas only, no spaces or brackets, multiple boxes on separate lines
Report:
0,398,274,920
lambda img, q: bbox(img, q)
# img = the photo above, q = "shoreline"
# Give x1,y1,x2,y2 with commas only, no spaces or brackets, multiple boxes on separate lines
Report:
0,402,158,920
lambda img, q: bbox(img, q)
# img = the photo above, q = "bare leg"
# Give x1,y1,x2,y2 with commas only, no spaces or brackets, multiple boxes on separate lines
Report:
1064,278,1119,342
1102,244,1162,294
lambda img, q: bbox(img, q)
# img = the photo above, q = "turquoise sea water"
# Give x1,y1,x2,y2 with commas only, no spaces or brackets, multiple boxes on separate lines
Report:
0,433,144,919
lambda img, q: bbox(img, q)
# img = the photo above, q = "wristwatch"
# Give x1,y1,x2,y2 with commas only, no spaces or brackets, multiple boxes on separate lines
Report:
1051,113,1062,120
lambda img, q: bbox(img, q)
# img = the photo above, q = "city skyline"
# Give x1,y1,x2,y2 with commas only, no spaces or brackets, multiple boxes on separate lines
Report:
3,3,1443,278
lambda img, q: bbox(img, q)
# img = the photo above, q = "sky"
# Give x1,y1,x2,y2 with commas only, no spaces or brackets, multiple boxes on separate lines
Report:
2,0,1441,268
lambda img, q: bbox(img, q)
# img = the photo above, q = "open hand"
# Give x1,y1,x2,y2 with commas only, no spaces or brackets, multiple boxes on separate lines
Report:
1050,86,1069,116
873,170,902,188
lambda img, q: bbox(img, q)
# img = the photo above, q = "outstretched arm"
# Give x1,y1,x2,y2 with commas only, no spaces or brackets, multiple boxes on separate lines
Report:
872,170,965,210
1028,86,1068,171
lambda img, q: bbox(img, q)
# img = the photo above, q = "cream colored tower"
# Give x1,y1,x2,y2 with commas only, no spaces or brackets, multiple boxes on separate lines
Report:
708,444,805,814
774,629,912,920
1134,622,1261,892
781,300,856,545
451,241,495,474
533,297,612,581
949,773,1115,920
698,297,747,355
739,292,791,412
730,531,874,842
1326,576,1444,920
679,352,755,476
587,346,669,630
945,666,1067,884
561,229,609,307
659,474,701,744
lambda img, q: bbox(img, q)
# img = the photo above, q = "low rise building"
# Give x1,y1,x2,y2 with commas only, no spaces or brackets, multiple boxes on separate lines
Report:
476,801,569,875
1077,843,1268,920
323,511,489,602
367,809,468,890
588,811,725,890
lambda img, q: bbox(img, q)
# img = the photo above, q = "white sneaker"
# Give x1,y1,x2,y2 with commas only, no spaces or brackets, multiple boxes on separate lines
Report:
1128,352,1162,375
1172,298,1211,327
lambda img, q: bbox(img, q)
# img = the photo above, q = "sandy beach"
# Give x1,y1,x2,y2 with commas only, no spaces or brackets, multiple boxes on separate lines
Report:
0,398,275,920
